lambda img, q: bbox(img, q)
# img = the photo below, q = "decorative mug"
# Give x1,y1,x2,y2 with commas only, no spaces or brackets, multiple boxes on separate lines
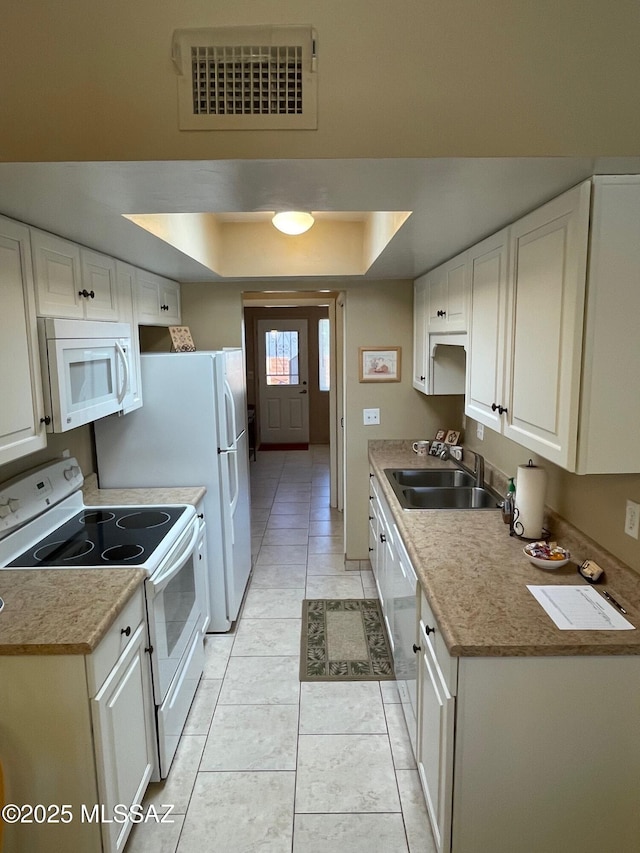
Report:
412,440,429,456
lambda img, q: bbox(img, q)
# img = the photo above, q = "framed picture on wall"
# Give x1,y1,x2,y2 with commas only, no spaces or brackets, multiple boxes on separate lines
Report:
359,347,401,382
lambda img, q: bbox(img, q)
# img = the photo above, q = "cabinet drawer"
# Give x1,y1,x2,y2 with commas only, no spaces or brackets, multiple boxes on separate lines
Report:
87,586,145,694
420,590,457,696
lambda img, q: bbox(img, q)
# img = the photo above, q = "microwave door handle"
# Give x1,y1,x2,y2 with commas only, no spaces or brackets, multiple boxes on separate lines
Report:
147,522,199,593
115,341,130,405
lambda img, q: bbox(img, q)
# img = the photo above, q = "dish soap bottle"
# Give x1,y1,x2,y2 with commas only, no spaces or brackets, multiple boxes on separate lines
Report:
502,477,515,525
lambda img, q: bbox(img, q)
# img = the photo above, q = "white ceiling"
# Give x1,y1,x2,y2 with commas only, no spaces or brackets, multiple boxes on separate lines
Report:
1,157,640,283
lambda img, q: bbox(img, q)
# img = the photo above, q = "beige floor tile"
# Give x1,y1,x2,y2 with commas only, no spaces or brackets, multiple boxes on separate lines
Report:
293,814,408,853
232,617,302,656
143,735,206,814
299,682,387,734
262,527,309,546
217,655,300,705
308,535,343,554
396,769,437,853
182,678,222,735
125,813,184,853
178,772,295,853
201,704,299,770
266,513,311,529
295,734,400,813
242,586,306,619
305,575,364,599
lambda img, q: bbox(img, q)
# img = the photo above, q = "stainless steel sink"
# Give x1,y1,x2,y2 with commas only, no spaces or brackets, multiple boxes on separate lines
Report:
385,468,475,488
399,486,501,510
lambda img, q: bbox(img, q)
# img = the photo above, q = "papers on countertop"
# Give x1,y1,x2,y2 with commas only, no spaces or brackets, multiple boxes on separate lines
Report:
527,585,635,630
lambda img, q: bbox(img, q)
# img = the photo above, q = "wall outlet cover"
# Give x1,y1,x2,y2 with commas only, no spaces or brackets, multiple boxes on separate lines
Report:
363,408,380,425
476,422,484,440
624,499,640,539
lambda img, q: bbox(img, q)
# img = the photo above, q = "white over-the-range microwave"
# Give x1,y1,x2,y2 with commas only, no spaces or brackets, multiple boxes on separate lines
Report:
38,318,138,432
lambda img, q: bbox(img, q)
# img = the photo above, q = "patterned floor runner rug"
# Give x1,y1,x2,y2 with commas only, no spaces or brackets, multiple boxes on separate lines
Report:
300,599,395,681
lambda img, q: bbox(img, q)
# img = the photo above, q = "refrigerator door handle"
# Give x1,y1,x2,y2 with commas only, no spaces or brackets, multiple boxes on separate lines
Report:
223,378,238,447
228,448,239,529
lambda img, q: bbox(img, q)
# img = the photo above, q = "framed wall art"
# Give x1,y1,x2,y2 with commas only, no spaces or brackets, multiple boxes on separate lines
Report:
169,326,196,352
358,347,401,382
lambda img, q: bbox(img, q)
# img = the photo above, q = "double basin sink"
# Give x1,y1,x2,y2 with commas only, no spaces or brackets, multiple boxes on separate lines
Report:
384,468,501,511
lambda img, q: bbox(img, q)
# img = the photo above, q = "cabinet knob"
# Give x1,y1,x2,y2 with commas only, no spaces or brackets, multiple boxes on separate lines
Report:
161,304,169,311
40,415,51,425
120,626,132,637
197,513,204,519
412,643,421,654
368,547,374,552
499,405,508,415
379,533,386,543
78,289,95,299
437,309,446,317
420,375,426,382
424,625,435,636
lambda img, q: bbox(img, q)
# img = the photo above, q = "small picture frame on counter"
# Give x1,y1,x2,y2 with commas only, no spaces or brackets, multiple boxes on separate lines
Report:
429,441,444,456
434,429,447,441
445,430,461,445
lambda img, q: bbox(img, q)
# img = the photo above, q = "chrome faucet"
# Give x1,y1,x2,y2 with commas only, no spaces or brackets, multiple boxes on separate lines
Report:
439,446,485,488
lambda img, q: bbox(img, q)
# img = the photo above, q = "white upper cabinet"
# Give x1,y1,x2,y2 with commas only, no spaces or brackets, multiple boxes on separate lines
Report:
80,248,119,321
426,251,468,333
465,229,510,432
135,270,181,326
466,182,590,470
0,216,47,466
413,251,468,396
466,176,640,473
412,276,428,393
31,230,119,321
575,175,640,474
503,182,590,468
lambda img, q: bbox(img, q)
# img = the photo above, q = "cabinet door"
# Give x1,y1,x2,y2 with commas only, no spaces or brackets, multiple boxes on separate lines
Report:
428,253,468,333
413,276,428,392
0,217,47,466
417,620,455,853
135,270,181,326
465,229,509,430
31,229,84,318
81,249,119,321
160,279,181,324
503,182,590,469
91,622,155,853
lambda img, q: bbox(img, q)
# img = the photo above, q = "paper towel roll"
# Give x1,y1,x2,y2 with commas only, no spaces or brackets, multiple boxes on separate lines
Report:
514,462,547,539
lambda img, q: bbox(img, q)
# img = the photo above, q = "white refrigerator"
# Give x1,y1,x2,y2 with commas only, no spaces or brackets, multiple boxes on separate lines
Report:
94,350,252,632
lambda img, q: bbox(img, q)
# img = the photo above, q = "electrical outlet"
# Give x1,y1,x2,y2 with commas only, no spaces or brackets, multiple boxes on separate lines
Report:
476,422,484,440
363,408,380,425
624,499,640,539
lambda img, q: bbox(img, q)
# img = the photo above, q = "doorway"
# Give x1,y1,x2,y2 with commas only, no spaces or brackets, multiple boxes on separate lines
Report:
257,318,310,445
243,293,343,511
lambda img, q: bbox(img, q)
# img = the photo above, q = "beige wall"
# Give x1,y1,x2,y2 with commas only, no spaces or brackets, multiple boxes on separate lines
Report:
2,1,639,161
0,427,95,485
465,420,640,573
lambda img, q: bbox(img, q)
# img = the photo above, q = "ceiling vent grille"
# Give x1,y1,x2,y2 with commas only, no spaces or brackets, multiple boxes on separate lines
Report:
172,26,317,131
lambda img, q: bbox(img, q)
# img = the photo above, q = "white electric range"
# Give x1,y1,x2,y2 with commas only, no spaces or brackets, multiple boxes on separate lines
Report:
0,457,205,778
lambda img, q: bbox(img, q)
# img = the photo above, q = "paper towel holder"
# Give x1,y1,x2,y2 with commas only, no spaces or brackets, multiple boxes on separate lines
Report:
510,460,549,541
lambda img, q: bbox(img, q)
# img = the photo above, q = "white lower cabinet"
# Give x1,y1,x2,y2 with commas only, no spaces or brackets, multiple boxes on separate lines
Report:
0,587,155,853
413,589,640,853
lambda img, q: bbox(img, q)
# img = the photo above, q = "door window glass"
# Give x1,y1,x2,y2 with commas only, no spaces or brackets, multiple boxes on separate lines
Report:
318,318,330,391
265,330,299,385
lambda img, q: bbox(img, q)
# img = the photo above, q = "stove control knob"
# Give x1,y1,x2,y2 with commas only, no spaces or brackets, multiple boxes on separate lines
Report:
64,465,80,481
8,498,20,513
0,503,11,519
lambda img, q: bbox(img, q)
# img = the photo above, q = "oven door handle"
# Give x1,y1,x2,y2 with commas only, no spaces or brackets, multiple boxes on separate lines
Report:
147,521,199,593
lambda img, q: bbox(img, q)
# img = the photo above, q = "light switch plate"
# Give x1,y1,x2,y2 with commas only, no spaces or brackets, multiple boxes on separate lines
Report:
363,408,380,425
476,422,484,440
625,499,639,539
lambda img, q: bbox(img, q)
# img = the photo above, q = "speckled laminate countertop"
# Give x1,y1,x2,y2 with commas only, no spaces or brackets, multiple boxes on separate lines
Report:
83,473,206,508
369,441,640,656
0,476,206,655
0,569,145,655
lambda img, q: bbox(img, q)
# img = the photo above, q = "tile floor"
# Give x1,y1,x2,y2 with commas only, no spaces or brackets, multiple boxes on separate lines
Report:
127,446,436,853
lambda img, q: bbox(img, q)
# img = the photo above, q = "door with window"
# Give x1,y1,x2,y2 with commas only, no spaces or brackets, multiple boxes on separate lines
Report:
257,319,309,444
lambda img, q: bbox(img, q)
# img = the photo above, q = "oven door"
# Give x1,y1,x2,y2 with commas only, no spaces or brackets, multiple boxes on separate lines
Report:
145,518,201,703
46,336,131,432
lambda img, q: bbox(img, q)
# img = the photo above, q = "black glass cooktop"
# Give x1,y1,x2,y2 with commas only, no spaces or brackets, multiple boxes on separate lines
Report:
8,506,187,568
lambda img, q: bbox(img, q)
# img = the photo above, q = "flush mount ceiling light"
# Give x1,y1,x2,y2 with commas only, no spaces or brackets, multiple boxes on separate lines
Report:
271,211,315,235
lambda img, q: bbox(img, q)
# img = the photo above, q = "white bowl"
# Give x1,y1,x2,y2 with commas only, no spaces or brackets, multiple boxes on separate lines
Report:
523,543,570,570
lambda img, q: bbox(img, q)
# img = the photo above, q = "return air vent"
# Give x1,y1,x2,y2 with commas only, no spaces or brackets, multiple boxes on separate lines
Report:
172,26,317,130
